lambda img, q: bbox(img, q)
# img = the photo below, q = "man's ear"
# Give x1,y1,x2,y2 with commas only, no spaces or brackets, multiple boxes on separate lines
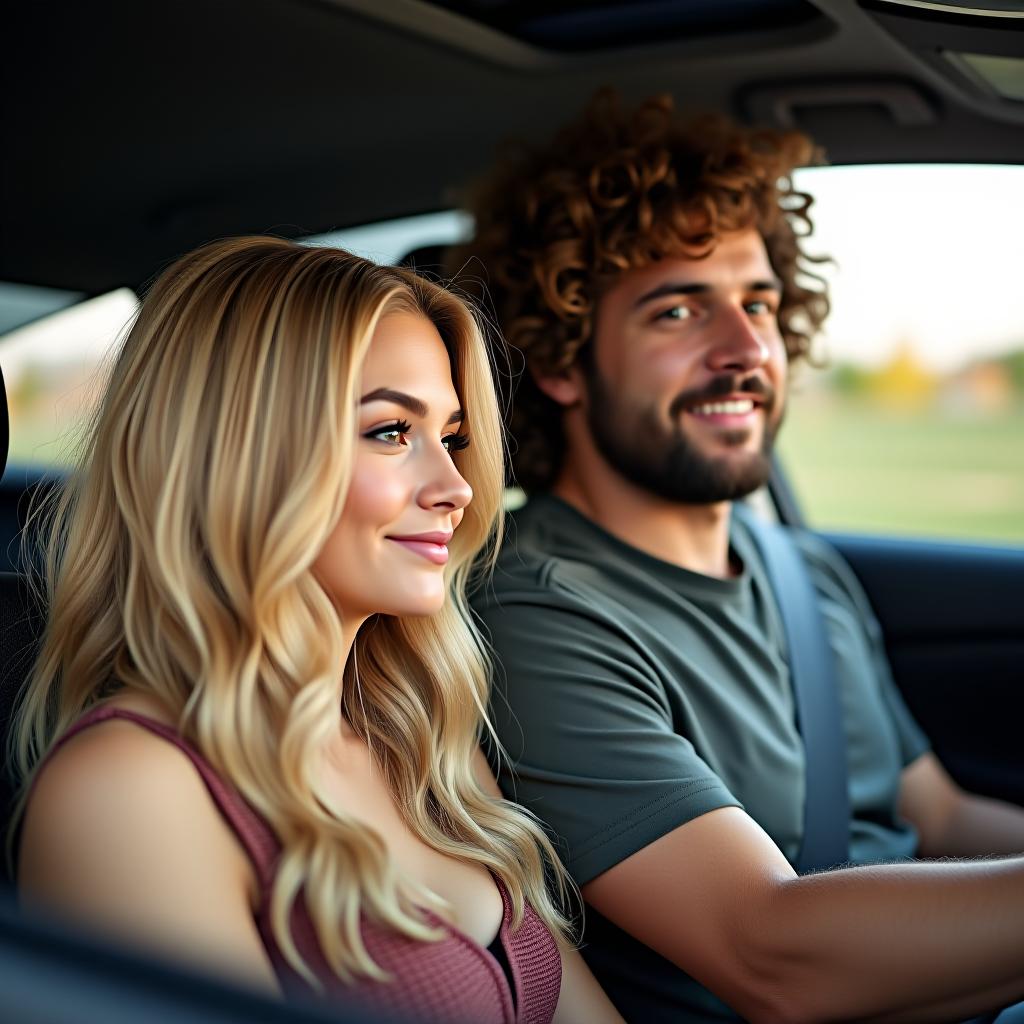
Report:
531,363,586,407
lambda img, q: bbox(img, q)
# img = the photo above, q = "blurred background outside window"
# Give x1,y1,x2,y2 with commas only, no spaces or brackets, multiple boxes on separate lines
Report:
778,165,1023,545
2,167,1021,545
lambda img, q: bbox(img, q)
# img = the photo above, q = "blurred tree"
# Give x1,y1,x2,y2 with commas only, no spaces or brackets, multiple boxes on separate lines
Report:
997,348,1024,393
870,342,936,409
829,362,873,396
8,363,45,415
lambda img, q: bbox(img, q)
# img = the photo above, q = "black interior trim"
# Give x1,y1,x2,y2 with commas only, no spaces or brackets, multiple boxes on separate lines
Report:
6,0,1023,294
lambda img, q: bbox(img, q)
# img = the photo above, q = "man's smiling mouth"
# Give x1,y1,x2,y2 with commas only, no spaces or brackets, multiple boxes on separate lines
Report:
689,399,756,416
669,373,775,424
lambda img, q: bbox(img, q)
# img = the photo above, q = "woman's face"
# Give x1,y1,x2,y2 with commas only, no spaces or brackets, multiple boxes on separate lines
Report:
313,310,473,622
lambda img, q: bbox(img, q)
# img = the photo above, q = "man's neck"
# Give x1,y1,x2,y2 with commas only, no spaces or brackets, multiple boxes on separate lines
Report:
551,470,734,579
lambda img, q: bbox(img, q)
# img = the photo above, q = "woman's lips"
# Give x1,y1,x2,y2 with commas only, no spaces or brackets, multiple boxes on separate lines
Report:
386,533,452,565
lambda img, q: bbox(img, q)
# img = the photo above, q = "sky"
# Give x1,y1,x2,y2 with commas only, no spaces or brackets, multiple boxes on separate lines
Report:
793,164,1024,372
2,164,1023,381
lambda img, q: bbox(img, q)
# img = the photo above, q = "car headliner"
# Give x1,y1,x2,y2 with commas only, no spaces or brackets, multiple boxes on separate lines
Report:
4,0,1024,294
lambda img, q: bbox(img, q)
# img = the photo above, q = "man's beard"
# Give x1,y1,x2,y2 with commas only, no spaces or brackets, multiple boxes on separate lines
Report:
584,364,782,504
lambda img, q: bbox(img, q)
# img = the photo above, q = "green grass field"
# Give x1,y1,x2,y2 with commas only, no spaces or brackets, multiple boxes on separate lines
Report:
777,396,1024,545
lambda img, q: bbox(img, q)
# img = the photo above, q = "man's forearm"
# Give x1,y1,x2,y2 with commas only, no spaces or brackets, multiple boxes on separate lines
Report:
922,792,1024,859
584,809,1024,1024
761,857,1024,1023
900,754,1024,859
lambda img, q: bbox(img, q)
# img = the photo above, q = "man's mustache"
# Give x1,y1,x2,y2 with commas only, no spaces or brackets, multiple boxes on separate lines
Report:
668,374,776,420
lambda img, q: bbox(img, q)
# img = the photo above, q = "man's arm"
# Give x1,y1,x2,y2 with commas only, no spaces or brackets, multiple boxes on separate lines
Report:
583,806,1024,1024
478,588,1024,1020
899,752,1024,858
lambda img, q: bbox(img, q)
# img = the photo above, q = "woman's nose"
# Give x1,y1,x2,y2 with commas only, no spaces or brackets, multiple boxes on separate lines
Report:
417,450,473,512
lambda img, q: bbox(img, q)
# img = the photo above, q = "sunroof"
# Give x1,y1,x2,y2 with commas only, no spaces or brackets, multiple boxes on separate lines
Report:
425,0,823,52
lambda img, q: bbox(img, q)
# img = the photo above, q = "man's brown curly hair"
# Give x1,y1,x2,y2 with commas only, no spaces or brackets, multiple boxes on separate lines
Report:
452,90,831,493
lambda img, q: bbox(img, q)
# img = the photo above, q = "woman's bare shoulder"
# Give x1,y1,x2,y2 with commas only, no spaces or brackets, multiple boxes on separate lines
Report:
18,699,276,991
20,704,238,890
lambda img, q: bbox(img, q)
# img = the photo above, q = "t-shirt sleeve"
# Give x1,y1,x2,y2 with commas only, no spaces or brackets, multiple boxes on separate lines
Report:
478,582,742,886
799,533,931,768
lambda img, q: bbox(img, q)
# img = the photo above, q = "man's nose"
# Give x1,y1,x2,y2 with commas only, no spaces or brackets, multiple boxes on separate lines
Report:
705,307,770,374
417,448,473,512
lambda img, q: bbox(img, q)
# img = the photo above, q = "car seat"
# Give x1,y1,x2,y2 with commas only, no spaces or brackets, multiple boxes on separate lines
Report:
0,365,46,883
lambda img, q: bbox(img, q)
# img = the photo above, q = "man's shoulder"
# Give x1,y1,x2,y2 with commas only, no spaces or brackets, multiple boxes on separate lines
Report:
787,526,872,614
786,524,847,573
478,495,619,611
482,531,616,614
731,507,862,608
733,512,885,654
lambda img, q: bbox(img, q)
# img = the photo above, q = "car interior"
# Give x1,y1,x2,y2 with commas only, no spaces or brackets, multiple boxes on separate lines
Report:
3,0,1023,1019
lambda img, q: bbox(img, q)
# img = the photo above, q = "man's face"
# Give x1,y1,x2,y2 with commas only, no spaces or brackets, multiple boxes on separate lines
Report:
581,228,788,504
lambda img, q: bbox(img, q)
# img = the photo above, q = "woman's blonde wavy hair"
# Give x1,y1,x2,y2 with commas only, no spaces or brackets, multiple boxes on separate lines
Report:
9,236,571,985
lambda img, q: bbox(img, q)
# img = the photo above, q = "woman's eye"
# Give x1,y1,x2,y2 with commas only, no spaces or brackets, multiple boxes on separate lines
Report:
367,420,412,446
442,433,471,454
746,300,775,316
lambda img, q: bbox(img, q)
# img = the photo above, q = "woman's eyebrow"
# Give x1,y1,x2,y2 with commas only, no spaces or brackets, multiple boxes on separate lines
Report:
360,387,462,425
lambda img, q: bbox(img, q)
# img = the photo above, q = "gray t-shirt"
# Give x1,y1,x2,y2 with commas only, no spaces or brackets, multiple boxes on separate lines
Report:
475,494,930,1022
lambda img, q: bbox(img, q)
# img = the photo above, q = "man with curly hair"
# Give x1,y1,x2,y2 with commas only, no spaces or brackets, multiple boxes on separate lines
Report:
460,93,1024,1023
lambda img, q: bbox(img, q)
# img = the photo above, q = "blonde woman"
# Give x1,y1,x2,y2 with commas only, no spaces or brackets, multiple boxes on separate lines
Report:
9,238,623,1024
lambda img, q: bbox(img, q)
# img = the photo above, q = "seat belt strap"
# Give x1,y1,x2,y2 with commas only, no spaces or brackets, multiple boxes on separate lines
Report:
733,504,850,873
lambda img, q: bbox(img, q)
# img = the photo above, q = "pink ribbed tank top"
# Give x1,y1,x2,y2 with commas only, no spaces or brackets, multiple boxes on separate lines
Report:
47,707,562,1024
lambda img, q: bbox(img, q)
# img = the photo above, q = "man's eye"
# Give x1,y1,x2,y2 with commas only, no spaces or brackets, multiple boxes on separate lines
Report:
658,305,692,321
367,420,412,446
746,300,776,316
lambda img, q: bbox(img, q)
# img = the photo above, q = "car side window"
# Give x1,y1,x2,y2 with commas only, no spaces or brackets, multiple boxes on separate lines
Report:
1,288,138,474
1,213,475,479
777,164,1024,547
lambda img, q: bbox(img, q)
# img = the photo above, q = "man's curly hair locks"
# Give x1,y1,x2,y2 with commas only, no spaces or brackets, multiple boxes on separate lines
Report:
452,90,831,493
